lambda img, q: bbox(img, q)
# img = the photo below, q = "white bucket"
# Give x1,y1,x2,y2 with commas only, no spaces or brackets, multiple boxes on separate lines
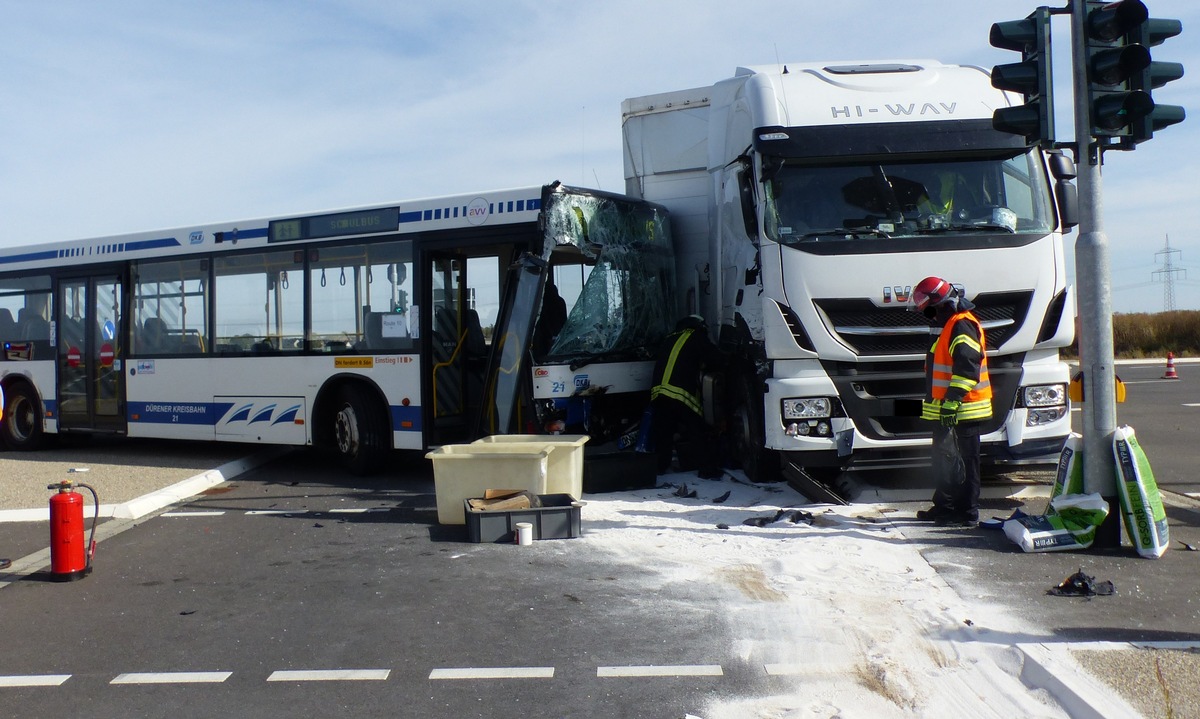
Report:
515,522,533,546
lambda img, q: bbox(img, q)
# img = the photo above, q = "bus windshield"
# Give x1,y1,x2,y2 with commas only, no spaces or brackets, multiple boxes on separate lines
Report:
764,150,1055,244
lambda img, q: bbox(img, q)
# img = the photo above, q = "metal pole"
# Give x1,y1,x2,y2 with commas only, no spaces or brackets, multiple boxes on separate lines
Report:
1071,0,1121,548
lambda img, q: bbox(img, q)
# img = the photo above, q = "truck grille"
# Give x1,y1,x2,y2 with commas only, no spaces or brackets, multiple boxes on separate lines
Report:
812,291,1032,356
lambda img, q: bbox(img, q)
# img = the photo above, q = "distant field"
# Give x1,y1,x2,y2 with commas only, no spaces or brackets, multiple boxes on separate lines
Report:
1062,310,1200,359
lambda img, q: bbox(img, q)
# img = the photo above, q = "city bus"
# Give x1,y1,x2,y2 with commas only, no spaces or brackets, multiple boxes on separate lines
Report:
0,183,675,474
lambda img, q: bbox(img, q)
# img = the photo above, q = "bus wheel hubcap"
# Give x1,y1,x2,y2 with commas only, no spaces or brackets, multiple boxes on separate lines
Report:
335,406,360,456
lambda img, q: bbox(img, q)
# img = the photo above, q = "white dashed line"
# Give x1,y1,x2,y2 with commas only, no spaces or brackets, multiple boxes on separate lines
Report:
328,508,391,514
429,667,555,680
266,669,390,682
245,510,295,515
111,672,232,684
162,511,226,517
597,665,724,678
0,675,71,687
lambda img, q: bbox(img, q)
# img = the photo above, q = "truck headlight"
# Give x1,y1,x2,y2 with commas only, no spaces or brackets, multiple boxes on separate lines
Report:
1021,384,1067,407
781,397,832,419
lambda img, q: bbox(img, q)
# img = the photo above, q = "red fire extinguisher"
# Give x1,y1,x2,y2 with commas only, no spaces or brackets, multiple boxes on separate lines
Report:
47,480,99,582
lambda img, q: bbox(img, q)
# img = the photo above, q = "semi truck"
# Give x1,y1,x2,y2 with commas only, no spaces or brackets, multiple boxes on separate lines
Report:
621,60,1077,485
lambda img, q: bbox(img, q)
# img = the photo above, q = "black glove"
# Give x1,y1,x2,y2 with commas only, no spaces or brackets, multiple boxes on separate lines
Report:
940,399,961,427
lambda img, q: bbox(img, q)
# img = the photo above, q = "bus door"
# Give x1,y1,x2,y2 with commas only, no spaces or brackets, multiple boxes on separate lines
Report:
57,272,127,434
425,253,488,444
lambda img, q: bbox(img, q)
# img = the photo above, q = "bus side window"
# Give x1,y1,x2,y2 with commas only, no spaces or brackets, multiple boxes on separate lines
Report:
0,308,16,344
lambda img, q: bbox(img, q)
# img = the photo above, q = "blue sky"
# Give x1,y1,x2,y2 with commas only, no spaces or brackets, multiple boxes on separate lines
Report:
2,1,1198,313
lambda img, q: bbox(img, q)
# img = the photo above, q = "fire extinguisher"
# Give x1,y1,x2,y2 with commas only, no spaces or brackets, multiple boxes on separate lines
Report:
47,480,99,582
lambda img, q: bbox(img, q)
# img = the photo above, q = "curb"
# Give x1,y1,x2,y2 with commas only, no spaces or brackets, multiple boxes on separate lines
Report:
1016,641,1200,719
0,447,291,588
0,447,290,524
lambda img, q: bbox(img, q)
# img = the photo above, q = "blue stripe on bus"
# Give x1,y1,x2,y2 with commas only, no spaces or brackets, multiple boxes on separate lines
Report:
391,404,422,431
397,197,541,227
128,401,228,425
124,237,183,252
0,249,60,265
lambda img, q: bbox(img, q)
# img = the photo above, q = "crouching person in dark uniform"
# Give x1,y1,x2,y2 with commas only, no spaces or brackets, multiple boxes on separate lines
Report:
650,315,725,479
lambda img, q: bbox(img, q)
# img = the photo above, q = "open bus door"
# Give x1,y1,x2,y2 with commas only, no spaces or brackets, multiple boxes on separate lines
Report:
474,252,546,437
56,270,127,435
425,252,489,445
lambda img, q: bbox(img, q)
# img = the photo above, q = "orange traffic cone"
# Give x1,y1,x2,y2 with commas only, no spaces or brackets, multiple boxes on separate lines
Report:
1163,351,1180,380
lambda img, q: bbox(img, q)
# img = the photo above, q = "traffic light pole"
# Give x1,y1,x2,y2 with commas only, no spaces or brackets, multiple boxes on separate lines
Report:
1071,0,1122,549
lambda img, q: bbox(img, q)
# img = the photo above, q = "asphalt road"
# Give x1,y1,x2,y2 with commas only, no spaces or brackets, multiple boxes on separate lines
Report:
1095,359,1200,496
0,358,1195,718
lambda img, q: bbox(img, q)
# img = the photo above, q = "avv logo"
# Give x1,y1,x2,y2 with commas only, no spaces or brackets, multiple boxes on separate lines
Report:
189,231,204,245
466,197,490,226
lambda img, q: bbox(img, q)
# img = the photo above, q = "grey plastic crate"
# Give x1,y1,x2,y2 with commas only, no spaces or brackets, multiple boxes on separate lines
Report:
464,493,583,543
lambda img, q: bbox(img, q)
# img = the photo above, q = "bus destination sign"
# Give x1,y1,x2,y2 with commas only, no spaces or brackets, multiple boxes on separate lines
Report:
269,207,400,243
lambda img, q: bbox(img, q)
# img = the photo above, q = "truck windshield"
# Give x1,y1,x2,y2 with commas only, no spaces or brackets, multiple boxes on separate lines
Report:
764,151,1055,244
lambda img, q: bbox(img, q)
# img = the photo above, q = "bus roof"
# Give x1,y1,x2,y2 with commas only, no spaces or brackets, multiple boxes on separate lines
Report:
0,185,550,273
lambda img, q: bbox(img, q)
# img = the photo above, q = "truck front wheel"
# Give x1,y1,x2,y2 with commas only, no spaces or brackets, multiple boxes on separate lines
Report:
730,374,779,483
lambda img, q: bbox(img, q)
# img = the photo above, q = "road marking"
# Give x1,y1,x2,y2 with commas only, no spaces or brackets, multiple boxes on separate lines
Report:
597,665,724,678
245,510,295,515
764,664,808,676
0,675,71,687
267,669,390,682
1184,403,1200,408
162,511,226,517
111,672,232,684
329,508,391,514
429,667,555,680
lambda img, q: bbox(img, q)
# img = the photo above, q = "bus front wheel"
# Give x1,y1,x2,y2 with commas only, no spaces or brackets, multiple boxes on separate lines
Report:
331,386,387,476
1,382,46,451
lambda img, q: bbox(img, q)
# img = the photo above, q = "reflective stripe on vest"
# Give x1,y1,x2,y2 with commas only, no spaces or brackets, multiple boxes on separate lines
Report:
650,329,703,415
922,311,992,422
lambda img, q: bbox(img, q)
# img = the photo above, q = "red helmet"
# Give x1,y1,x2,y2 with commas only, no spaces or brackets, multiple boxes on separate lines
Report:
913,276,952,312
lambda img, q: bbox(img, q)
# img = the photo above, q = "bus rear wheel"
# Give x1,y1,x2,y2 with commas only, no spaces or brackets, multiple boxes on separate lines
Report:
1,382,46,451
331,386,387,476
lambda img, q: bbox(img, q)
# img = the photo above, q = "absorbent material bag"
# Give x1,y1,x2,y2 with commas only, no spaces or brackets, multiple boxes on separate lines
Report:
1113,425,1170,559
1003,493,1110,553
1048,433,1084,513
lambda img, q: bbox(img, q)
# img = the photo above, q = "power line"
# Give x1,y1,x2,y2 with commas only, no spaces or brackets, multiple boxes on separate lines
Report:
1152,234,1186,312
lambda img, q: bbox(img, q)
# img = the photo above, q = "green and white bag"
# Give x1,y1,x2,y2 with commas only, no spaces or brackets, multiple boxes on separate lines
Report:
1003,493,1110,553
1112,425,1169,559
1048,434,1084,515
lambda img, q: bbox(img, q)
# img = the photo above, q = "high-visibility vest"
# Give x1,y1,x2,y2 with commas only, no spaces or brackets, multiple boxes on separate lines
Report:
651,329,703,416
922,310,993,422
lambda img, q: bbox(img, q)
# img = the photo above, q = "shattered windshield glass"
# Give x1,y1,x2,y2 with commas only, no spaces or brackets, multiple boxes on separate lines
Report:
539,188,674,362
764,151,1055,244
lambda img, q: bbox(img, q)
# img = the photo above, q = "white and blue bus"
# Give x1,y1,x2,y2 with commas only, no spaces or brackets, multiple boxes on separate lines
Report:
0,183,675,473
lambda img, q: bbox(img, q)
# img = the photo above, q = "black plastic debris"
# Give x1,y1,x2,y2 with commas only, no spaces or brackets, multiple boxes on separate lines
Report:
1047,569,1115,597
712,491,731,504
742,509,813,527
673,484,698,499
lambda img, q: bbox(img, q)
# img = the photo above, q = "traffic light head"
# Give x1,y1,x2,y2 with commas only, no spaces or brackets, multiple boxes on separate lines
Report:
990,8,1054,145
1083,0,1185,145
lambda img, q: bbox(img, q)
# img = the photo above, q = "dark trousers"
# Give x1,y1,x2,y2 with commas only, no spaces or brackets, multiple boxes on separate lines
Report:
930,422,982,520
651,397,720,476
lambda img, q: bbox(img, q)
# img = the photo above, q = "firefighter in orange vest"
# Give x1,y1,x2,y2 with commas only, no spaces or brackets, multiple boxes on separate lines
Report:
912,277,992,527
650,315,725,478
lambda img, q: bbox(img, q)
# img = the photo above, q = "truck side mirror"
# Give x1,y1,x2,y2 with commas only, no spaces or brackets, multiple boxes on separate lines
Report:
1056,180,1079,231
737,160,758,241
